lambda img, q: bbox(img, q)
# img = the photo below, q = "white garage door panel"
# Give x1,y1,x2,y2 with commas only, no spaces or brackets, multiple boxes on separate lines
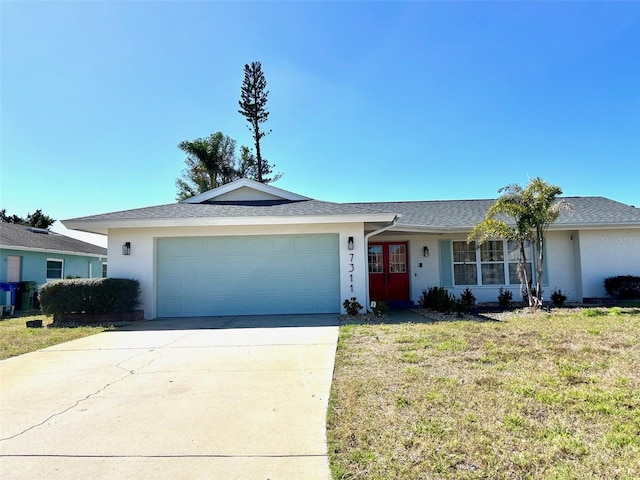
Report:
157,234,340,317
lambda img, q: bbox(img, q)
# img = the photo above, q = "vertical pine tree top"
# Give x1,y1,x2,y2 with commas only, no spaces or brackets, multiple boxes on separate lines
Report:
238,61,274,183
238,61,270,130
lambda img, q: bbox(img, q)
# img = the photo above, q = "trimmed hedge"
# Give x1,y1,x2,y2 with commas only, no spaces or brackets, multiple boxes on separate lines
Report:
39,278,140,316
604,275,640,300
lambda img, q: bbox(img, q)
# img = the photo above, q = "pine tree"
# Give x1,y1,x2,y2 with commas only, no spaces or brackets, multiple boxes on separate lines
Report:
0,209,55,228
238,61,280,183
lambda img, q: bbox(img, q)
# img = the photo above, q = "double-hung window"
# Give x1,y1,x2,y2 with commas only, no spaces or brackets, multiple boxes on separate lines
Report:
480,241,505,285
452,240,533,286
507,240,533,285
453,241,478,285
46,259,64,280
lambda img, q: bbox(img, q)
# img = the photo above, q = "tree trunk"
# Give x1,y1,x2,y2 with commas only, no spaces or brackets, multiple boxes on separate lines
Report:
519,241,534,307
254,120,263,182
534,228,544,308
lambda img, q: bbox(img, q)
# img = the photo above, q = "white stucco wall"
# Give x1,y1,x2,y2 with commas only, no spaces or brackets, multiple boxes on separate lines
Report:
105,224,640,318
377,232,583,304
107,223,367,319
371,233,440,303
544,231,581,302
578,228,640,298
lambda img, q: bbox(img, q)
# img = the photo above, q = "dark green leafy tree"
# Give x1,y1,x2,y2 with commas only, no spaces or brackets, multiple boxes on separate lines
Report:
468,177,572,308
238,145,257,180
238,61,281,183
0,209,55,228
175,132,239,200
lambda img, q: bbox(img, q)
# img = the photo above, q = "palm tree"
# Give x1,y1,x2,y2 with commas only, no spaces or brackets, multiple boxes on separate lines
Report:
469,177,572,308
175,132,238,201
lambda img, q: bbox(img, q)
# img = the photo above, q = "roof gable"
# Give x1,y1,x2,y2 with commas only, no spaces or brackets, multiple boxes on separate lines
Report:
181,179,310,204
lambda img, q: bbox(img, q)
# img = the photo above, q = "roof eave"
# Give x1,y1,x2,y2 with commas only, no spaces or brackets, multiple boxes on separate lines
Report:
548,223,640,230
0,244,107,258
63,213,397,234
388,222,640,234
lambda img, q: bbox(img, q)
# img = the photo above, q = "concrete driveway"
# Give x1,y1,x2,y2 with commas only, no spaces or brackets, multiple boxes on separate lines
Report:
0,315,339,479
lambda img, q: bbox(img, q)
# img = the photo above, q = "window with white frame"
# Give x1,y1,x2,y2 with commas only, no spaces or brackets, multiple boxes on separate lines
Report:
507,240,533,285
452,240,533,286
46,259,64,280
453,241,478,285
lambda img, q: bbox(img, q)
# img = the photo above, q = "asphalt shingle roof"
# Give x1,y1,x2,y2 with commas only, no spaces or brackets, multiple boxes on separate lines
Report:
66,199,386,221
349,197,640,229
64,196,640,231
0,223,107,255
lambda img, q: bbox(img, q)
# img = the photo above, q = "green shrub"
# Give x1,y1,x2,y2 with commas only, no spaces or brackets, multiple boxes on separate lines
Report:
451,289,476,317
343,297,363,316
604,275,640,300
498,288,513,307
460,288,476,308
39,278,140,315
371,301,389,318
454,299,468,316
419,287,455,313
551,289,567,307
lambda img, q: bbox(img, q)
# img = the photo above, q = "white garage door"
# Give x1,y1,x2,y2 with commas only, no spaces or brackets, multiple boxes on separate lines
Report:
157,234,340,317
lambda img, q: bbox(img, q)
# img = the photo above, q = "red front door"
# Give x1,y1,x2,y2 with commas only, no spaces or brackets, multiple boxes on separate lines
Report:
368,242,410,302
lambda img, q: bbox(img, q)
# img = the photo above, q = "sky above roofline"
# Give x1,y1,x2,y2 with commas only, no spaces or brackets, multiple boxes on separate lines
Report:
2,2,638,248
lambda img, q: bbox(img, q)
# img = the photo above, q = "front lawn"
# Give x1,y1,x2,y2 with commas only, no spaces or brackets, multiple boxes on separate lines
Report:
0,314,112,360
327,307,640,479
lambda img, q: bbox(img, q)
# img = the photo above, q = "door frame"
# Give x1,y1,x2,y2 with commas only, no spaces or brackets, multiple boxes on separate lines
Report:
367,241,410,302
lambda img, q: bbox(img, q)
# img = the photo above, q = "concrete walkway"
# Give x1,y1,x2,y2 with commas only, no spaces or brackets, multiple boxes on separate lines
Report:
0,315,339,479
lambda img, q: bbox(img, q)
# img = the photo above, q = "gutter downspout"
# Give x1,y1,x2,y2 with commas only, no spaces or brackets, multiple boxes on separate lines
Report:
364,216,399,312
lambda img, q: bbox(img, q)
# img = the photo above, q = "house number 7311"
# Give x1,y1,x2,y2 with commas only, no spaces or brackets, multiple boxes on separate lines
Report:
349,253,354,292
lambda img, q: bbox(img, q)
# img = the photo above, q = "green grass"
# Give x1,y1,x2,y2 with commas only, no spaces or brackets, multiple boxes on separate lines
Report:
327,308,640,479
0,314,113,360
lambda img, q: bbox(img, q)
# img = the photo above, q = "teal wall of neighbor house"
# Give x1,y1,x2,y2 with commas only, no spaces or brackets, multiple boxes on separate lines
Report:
0,248,107,288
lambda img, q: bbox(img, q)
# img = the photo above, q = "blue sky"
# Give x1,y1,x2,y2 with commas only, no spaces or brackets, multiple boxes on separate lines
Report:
1,1,639,247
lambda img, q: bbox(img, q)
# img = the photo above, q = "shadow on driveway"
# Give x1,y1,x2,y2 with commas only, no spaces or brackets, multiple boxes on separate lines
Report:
120,313,340,331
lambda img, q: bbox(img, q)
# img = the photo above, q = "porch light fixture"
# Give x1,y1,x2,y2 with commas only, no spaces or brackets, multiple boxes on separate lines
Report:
347,237,354,250
423,246,430,257
122,242,131,256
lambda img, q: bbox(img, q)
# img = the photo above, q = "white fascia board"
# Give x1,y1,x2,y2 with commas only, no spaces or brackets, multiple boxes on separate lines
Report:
0,244,107,259
548,223,640,231
182,179,310,203
387,223,640,235
63,213,397,234
391,225,445,233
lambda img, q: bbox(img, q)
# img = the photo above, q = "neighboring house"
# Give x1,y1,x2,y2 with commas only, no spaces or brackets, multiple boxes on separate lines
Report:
63,179,640,319
0,222,108,292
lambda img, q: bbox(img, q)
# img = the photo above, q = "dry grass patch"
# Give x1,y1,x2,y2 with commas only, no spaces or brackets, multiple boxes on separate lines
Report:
0,314,113,360
327,307,640,479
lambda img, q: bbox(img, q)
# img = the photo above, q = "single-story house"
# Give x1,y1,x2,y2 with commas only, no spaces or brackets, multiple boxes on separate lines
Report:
63,179,640,319
0,222,108,308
